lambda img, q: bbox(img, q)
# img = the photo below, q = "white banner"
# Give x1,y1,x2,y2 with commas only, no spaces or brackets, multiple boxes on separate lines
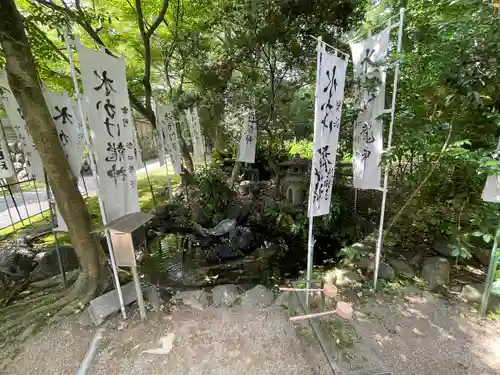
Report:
0,70,45,181
43,88,85,179
482,137,500,203
309,44,348,217
0,134,14,178
350,27,390,190
156,102,183,174
185,106,205,160
237,112,257,164
75,41,140,222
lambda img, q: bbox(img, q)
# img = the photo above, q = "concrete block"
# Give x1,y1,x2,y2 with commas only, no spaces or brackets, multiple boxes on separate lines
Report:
88,281,138,326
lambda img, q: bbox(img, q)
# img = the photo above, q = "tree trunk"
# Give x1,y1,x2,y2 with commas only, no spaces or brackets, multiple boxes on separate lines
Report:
0,0,103,287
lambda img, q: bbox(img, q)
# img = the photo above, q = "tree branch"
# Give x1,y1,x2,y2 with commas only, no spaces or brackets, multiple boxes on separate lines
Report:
146,0,169,39
34,0,157,126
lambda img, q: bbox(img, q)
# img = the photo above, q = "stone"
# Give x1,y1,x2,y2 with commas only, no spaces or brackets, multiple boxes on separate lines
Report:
275,291,302,311
176,289,210,310
356,258,395,280
0,246,37,278
240,284,274,308
78,308,93,327
473,247,491,266
379,262,396,280
387,258,416,279
29,245,79,282
462,283,500,311
324,268,362,286
212,284,239,307
421,257,450,291
432,238,454,258
144,285,163,310
88,281,138,326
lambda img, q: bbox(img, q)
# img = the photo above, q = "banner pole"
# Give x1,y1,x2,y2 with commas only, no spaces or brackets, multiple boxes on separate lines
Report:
44,170,67,289
479,219,500,316
306,36,323,307
64,28,126,319
373,8,405,289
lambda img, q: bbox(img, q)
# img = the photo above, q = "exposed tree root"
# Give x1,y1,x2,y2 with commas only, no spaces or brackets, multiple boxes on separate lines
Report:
0,272,97,335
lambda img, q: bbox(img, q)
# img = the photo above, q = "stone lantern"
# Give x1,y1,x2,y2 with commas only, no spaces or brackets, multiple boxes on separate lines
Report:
278,154,311,206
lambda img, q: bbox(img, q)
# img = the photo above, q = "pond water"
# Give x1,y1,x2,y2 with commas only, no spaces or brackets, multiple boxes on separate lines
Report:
139,226,343,291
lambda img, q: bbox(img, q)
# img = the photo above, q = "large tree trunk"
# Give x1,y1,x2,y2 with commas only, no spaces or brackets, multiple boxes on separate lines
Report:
0,0,103,289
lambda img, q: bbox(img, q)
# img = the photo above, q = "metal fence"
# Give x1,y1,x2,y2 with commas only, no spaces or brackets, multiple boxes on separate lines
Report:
0,172,92,231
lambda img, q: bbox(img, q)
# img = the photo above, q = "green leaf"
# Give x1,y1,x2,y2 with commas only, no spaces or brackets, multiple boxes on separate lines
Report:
471,231,484,237
483,234,492,243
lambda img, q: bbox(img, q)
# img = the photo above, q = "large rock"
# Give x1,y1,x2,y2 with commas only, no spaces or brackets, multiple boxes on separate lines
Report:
356,258,395,280
0,246,36,278
176,289,210,310
29,245,79,282
474,247,492,266
324,268,362,286
432,238,454,258
212,284,239,307
462,283,500,311
421,257,450,291
240,285,274,308
387,258,416,279
274,291,303,311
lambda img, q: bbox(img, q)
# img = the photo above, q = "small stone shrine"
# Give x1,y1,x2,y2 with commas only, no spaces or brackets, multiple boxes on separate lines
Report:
278,154,311,206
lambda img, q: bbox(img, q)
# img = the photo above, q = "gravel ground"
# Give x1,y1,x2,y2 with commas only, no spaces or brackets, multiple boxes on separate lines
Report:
332,284,500,375
2,286,500,375
2,306,318,375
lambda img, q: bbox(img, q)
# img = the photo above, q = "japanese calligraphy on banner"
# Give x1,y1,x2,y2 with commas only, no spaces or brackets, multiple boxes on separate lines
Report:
0,70,45,181
237,112,257,164
156,102,183,174
349,27,390,191
0,133,14,178
43,88,85,178
74,41,140,221
309,44,348,217
482,137,500,203
185,106,205,160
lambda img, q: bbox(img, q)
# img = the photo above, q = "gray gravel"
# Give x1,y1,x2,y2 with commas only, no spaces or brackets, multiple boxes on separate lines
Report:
3,306,318,375
3,288,500,375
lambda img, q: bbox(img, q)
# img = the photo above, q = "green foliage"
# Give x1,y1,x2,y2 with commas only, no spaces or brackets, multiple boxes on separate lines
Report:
287,140,313,159
193,165,236,225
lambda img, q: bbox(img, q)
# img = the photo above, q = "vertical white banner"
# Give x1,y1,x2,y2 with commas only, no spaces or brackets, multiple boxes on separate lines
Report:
43,88,85,179
482,137,500,203
0,134,14,178
186,106,204,160
237,112,257,164
156,102,183,174
350,27,390,190
75,41,140,222
0,70,45,181
309,45,348,217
